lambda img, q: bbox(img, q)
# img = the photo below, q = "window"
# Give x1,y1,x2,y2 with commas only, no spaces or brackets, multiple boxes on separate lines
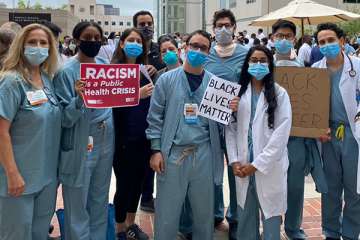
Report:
343,0,360,2
105,32,109,36
90,19,94,23
127,22,131,26
105,21,109,25
119,21,123,26
70,4,74,14
229,0,236,7
90,5,94,15
246,0,256,3
98,21,101,25
112,21,116,26
79,6,85,12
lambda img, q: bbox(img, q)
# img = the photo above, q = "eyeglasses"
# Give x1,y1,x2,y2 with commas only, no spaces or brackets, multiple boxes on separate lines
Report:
215,23,233,29
249,58,268,64
274,33,294,40
188,42,209,52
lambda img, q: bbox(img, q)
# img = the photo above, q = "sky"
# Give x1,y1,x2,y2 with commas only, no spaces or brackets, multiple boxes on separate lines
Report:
1,0,154,16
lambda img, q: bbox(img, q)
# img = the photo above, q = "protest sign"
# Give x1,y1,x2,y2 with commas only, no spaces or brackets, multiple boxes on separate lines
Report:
275,66,330,138
80,64,140,108
198,75,240,125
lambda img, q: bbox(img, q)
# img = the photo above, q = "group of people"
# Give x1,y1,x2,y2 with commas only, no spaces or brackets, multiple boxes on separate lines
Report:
0,7,359,240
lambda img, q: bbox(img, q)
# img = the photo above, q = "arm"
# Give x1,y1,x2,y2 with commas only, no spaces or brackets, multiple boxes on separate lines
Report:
146,75,167,150
53,70,85,128
252,90,292,175
146,76,167,173
225,115,239,165
0,118,25,197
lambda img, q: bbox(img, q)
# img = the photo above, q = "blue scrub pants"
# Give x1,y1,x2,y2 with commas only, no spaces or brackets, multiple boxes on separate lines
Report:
155,143,214,240
285,137,307,239
322,124,360,240
63,117,114,240
236,177,281,240
0,181,57,240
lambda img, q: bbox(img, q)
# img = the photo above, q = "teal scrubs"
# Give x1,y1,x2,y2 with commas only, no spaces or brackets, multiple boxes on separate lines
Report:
321,67,360,240
275,58,327,239
54,56,114,240
199,44,248,239
146,68,223,240
236,87,281,240
0,72,61,240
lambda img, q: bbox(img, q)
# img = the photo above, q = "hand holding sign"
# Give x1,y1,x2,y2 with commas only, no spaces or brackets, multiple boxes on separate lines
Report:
140,83,154,99
75,79,86,99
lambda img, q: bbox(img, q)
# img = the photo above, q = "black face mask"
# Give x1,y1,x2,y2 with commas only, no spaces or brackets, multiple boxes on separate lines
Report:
79,40,102,58
138,26,154,41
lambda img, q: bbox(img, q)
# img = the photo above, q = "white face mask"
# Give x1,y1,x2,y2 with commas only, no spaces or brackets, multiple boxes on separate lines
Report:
215,26,234,46
69,43,76,51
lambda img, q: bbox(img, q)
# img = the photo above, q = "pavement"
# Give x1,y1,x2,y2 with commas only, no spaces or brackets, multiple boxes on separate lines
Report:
50,167,323,240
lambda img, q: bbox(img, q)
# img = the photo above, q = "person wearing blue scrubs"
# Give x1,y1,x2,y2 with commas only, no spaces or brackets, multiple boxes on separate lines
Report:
226,45,292,240
146,30,223,240
111,28,152,240
54,21,114,240
273,20,328,240
312,23,360,240
0,23,61,240
201,9,248,240
156,34,182,77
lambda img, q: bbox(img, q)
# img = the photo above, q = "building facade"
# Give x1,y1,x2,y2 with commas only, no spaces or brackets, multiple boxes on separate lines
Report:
156,0,204,36
205,0,360,34
68,0,132,36
0,8,78,36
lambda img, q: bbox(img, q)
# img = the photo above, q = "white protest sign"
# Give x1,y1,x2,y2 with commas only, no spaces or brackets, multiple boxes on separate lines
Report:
198,75,240,125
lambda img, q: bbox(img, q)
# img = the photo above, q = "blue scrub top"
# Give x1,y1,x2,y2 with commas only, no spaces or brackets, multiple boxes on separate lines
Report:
329,65,348,125
248,87,260,164
204,44,248,83
173,73,210,146
274,57,304,67
0,72,61,196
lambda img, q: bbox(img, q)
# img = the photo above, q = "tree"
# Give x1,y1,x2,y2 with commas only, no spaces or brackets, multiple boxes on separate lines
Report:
17,0,26,9
33,1,42,10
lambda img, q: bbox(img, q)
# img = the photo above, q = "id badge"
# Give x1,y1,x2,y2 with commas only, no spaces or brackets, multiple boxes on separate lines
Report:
87,136,94,153
184,103,198,125
26,90,48,106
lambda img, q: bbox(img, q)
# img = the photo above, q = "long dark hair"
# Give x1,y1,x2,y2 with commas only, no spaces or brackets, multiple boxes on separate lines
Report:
238,45,277,129
111,28,148,64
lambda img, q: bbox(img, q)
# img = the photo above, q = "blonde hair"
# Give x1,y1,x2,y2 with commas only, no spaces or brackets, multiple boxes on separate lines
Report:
0,23,58,81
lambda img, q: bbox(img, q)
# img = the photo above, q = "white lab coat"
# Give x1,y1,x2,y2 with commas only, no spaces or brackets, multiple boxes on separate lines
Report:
225,83,292,219
312,54,360,194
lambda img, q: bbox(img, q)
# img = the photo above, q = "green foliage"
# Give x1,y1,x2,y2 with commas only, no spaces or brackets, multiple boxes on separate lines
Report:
17,0,26,9
33,1,42,10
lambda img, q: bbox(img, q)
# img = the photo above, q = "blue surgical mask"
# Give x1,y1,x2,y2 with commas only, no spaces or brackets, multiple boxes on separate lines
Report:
274,39,293,55
186,49,208,67
162,50,178,66
357,37,360,45
319,42,341,59
24,46,49,66
215,26,233,46
123,42,143,58
248,62,270,81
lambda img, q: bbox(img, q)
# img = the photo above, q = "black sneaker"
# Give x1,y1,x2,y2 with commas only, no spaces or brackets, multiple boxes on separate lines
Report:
127,224,149,240
140,199,155,213
116,231,127,240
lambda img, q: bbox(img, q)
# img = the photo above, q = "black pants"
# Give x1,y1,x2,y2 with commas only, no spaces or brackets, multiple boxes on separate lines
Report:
113,139,151,223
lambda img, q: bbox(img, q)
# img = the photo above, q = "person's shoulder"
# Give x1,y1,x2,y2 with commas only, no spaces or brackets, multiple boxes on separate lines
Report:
0,71,23,91
95,56,109,64
235,43,249,53
274,83,289,99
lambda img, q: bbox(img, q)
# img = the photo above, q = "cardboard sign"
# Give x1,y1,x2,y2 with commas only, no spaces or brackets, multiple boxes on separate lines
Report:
81,64,140,108
275,66,330,138
199,75,240,125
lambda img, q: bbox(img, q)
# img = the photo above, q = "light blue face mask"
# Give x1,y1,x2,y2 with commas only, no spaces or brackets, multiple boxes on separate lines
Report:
248,62,270,81
186,49,208,67
215,26,233,46
162,50,178,66
123,42,143,58
24,46,49,66
357,37,360,45
274,39,293,55
319,42,341,59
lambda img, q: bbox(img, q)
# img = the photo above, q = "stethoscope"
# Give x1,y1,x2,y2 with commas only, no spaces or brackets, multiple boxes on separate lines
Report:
346,53,360,105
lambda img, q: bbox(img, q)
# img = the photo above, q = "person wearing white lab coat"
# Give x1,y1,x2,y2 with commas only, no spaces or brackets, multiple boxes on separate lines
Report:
312,23,360,240
226,45,292,240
